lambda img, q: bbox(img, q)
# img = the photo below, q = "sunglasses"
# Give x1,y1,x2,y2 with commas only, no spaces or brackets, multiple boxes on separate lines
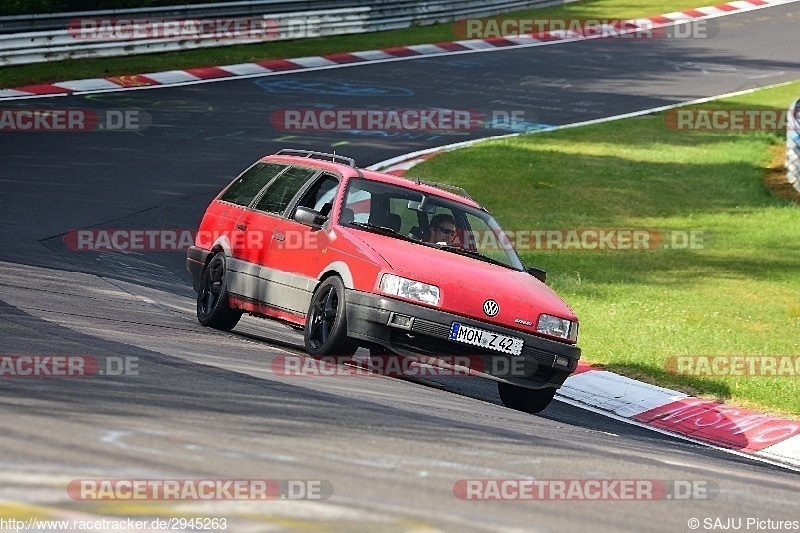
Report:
435,226,456,235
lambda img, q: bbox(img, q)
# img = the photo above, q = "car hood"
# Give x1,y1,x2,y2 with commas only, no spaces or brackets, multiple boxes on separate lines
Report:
348,229,578,334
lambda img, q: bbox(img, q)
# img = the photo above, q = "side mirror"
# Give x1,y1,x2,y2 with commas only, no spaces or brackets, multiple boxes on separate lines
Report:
525,266,547,283
294,206,327,229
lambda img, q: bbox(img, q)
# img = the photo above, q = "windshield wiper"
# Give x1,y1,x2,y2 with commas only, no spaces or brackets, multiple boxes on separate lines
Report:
349,221,417,243
435,244,515,269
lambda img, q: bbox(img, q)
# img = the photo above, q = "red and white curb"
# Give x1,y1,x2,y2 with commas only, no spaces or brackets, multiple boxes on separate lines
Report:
563,363,800,468
1,0,797,100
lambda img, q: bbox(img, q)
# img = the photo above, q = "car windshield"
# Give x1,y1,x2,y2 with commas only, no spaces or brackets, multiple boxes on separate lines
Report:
340,178,524,270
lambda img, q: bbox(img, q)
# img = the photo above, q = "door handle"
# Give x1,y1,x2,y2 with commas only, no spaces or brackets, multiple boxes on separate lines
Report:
274,233,285,242
235,223,247,231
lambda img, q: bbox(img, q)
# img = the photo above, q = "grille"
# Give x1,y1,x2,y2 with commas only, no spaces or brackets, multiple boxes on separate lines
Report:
411,318,450,338
521,345,556,367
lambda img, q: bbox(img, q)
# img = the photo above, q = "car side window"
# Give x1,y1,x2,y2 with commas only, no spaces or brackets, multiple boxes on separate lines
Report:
342,186,371,224
218,163,287,207
253,166,318,214
296,174,339,216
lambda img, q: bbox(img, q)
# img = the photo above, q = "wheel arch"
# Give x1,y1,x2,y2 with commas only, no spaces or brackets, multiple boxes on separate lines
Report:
202,236,232,273
314,261,354,290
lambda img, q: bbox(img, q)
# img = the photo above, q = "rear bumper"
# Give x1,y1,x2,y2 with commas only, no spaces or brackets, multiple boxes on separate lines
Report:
186,246,211,292
345,289,581,390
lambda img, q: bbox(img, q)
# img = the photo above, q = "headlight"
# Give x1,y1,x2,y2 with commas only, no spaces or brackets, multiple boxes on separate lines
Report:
379,274,440,306
537,314,578,342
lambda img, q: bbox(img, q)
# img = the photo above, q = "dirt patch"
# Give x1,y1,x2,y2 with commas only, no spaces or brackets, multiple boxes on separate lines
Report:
763,144,800,204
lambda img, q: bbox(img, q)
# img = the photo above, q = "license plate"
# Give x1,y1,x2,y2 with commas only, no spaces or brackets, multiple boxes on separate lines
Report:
448,322,523,356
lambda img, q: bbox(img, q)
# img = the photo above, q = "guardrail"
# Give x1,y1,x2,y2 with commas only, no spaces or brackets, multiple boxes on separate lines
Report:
0,0,563,66
0,1,351,33
788,97,800,194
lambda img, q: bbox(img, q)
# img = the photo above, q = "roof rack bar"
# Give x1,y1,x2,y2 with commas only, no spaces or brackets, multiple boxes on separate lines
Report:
402,176,473,201
275,149,356,168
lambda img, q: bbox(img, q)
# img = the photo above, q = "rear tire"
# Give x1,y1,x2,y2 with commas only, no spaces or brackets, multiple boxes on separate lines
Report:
196,253,241,331
498,383,556,414
304,276,358,356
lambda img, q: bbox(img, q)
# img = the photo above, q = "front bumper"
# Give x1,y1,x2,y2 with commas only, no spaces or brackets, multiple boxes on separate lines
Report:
345,289,581,390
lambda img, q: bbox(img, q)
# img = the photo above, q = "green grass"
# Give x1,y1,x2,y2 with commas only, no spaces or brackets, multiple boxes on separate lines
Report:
1,0,714,88
410,82,800,417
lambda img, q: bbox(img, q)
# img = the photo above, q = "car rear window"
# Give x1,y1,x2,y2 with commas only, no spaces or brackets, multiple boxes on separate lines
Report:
219,163,287,207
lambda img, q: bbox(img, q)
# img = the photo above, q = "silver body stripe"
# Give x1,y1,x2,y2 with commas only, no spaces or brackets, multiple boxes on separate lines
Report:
227,257,313,314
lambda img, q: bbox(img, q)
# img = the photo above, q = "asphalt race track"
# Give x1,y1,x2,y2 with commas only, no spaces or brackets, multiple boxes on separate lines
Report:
1,3,799,531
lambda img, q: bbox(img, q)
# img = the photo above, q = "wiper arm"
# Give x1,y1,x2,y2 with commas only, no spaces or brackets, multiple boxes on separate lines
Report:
349,221,416,242
436,244,513,269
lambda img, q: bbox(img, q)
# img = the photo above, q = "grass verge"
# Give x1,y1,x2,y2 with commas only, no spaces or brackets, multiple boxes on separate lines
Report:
2,0,716,88
409,82,800,417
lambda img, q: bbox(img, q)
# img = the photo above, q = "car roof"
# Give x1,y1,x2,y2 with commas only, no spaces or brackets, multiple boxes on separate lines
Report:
261,151,483,210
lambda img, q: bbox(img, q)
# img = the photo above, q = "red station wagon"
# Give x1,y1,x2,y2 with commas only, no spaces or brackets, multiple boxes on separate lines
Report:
187,149,581,413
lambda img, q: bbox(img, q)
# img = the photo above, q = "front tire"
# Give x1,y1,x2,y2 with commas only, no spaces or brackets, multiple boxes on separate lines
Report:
196,253,241,331
304,276,357,356
498,383,556,414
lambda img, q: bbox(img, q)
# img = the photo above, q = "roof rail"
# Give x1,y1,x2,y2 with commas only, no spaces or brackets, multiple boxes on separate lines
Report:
402,176,473,201
275,149,356,168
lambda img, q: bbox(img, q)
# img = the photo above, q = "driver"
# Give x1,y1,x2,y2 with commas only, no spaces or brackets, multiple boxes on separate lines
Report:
428,213,457,245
